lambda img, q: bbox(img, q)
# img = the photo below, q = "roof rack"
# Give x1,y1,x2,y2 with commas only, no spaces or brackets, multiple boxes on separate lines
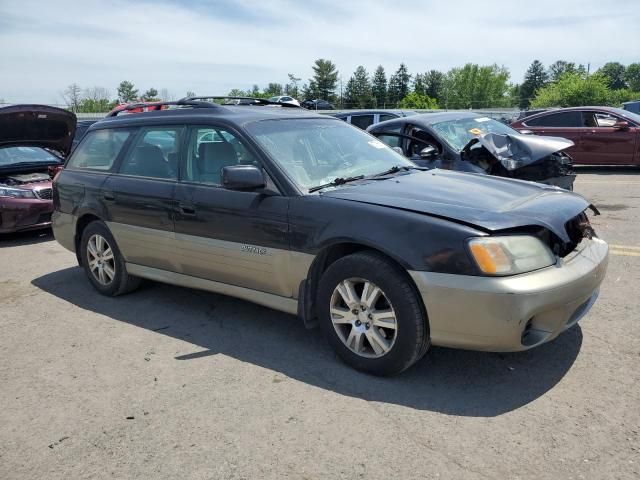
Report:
106,99,220,117
182,96,301,108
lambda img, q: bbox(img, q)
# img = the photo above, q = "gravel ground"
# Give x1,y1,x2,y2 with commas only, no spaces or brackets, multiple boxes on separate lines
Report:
1,168,639,479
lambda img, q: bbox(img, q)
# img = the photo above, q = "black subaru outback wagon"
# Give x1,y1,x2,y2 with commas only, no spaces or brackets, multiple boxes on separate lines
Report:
3,100,608,375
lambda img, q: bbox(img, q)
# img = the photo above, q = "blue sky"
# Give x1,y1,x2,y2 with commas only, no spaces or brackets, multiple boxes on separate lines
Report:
1,0,639,104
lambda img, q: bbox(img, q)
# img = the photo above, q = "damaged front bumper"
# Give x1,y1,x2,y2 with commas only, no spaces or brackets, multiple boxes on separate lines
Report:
409,237,608,352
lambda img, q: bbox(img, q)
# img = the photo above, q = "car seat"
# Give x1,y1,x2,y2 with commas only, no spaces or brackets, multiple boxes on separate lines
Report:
127,144,170,178
197,142,237,184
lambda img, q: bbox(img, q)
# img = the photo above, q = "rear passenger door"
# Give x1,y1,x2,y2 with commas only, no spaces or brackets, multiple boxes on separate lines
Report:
523,111,584,161
173,124,292,297
101,125,184,272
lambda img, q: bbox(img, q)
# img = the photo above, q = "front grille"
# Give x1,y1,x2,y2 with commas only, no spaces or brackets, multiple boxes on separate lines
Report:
35,188,53,200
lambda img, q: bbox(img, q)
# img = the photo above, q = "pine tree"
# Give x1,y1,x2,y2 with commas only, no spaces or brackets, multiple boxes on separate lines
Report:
371,65,387,108
520,60,548,109
310,59,339,101
351,66,372,108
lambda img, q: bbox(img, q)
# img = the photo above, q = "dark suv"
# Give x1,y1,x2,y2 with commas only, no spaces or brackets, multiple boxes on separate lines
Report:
9,99,608,375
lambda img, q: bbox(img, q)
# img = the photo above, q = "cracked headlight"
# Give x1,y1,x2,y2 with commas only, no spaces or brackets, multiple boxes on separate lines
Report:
468,235,556,276
0,186,37,199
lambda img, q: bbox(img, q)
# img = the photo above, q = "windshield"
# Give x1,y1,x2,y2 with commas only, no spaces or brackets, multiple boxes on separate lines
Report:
431,117,520,151
0,146,60,167
610,107,640,124
246,118,414,191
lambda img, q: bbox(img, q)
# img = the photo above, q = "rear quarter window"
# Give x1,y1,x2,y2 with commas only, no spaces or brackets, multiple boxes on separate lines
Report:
67,129,132,171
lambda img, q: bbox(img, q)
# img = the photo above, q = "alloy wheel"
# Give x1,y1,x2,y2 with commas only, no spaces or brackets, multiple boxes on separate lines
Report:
329,277,398,358
87,234,116,285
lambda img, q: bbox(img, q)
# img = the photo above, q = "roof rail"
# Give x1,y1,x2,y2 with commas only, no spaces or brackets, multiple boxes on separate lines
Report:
106,99,221,117
182,96,301,108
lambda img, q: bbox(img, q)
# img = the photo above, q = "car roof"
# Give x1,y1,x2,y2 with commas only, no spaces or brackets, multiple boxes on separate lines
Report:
376,111,482,128
90,104,329,129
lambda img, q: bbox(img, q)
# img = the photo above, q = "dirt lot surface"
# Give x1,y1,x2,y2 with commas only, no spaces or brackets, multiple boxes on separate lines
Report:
1,168,639,479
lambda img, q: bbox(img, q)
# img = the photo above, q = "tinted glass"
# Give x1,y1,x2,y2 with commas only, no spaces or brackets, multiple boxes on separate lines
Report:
350,115,375,129
184,126,257,185
67,129,132,171
525,111,581,127
0,146,60,166
379,114,398,122
246,118,413,190
119,127,182,179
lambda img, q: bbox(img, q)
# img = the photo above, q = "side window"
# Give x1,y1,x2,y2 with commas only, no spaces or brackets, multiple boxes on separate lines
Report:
119,127,182,180
184,126,257,185
379,114,397,122
67,129,132,171
525,112,581,127
592,112,618,127
350,114,375,130
374,124,403,149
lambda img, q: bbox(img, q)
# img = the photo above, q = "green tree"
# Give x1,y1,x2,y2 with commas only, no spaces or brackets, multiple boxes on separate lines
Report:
443,63,510,109
625,63,640,91
371,65,387,108
530,73,611,107
117,81,138,103
548,60,577,82
398,92,438,109
424,70,445,103
519,60,548,108
228,88,248,97
286,73,301,98
346,66,373,108
310,59,339,101
413,73,426,95
388,63,411,106
264,83,284,97
142,88,159,101
597,62,627,90
343,77,357,107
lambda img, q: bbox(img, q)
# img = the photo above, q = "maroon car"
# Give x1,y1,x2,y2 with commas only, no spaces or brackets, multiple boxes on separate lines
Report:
510,106,640,165
0,105,76,234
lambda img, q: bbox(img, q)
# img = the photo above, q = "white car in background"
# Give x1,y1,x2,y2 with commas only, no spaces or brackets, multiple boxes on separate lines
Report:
268,95,300,106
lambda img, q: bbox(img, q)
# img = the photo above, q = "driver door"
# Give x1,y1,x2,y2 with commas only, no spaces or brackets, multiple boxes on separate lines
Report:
173,124,293,297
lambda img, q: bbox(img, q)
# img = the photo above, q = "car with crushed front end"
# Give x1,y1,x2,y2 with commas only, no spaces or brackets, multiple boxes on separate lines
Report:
6,98,608,375
368,111,577,190
0,105,75,234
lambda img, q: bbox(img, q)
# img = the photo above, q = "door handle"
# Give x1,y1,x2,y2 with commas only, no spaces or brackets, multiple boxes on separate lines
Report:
103,192,115,201
179,203,196,216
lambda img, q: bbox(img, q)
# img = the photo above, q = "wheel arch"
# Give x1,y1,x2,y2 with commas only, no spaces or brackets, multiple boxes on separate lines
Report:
74,213,103,265
299,241,427,331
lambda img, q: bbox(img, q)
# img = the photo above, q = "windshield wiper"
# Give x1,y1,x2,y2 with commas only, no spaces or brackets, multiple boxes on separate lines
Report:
372,165,420,177
308,175,365,193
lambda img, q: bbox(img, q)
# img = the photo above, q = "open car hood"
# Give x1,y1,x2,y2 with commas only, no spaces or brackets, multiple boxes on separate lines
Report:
462,132,574,170
0,105,77,157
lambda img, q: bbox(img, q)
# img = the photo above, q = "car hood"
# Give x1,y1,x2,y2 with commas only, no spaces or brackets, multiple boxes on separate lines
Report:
462,132,574,170
322,169,590,243
0,105,77,157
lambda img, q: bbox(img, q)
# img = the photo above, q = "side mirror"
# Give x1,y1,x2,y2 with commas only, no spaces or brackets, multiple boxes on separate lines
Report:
419,145,438,159
518,129,534,135
613,120,629,130
222,165,265,190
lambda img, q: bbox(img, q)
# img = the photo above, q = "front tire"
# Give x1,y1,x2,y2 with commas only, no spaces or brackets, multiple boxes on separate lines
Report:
317,251,429,376
80,221,140,296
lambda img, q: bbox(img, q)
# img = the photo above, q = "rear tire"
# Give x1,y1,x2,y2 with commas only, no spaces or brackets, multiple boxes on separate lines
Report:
317,251,429,376
80,221,141,296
